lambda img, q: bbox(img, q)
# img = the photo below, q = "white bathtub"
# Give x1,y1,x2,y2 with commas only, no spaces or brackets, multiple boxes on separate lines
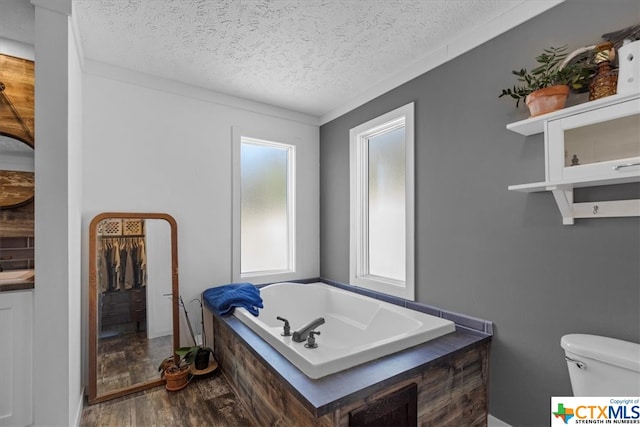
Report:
233,282,455,379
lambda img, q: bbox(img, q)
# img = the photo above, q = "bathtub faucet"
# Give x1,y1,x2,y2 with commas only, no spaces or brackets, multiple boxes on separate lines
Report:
292,317,325,343
276,316,291,336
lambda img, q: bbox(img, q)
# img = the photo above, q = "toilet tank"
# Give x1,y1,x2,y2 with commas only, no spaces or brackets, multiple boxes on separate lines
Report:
561,334,640,396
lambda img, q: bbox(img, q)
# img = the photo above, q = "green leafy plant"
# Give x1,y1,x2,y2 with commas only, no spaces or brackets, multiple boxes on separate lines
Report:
158,295,212,375
158,347,199,373
499,45,593,107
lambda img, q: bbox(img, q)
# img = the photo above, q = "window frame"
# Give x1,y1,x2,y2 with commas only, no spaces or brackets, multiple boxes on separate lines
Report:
349,102,415,300
232,130,297,283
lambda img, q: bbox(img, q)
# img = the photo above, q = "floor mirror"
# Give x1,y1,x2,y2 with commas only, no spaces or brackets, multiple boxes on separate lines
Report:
88,212,179,404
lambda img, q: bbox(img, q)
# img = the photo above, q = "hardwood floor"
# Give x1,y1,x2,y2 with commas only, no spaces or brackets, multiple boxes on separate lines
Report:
97,332,172,396
81,370,256,427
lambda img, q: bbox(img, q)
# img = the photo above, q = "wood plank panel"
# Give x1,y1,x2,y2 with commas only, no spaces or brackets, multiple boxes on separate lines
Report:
0,200,34,237
213,312,489,427
214,316,333,427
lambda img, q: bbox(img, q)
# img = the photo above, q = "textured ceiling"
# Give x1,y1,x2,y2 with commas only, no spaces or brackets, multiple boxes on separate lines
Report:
73,0,529,118
0,0,35,46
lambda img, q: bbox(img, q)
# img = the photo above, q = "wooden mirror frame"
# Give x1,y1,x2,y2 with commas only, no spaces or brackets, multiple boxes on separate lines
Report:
88,212,179,404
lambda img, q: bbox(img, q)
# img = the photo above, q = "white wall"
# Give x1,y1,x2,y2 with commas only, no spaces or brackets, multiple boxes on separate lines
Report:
81,65,319,347
67,5,84,422
32,0,84,425
146,219,173,339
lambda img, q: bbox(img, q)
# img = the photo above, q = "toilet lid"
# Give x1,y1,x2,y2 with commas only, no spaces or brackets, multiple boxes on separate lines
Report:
561,334,640,373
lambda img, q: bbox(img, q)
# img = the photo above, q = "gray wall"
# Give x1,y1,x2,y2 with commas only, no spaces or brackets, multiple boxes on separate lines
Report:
319,1,640,426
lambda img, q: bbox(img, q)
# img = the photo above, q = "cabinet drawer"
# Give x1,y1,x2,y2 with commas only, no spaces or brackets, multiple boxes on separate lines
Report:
130,289,146,307
102,310,130,326
102,291,129,305
131,307,146,322
101,291,131,326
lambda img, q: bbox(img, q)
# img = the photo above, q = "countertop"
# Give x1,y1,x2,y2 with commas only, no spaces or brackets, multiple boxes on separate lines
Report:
0,281,34,292
0,269,35,292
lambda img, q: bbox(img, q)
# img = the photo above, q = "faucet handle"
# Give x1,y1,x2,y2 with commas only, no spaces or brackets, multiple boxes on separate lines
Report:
276,316,291,336
305,330,321,349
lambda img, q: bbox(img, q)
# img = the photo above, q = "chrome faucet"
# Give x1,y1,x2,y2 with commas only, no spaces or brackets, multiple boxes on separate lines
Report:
292,317,325,343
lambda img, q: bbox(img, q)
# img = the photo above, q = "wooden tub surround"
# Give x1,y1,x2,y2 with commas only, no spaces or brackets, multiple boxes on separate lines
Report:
204,281,492,427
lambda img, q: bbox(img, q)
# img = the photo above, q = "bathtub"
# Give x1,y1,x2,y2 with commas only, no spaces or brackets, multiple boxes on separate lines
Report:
233,282,456,379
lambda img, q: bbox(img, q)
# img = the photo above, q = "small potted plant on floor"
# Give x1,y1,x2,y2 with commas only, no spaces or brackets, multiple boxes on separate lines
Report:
158,296,215,391
180,295,215,371
158,349,196,391
499,45,593,117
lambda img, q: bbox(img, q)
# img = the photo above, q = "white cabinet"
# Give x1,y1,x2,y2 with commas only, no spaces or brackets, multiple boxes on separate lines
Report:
507,91,640,225
0,290,33,427
547,98,640,182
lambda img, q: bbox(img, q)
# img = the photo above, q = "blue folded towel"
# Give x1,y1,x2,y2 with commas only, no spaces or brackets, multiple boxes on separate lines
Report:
203,283,263,317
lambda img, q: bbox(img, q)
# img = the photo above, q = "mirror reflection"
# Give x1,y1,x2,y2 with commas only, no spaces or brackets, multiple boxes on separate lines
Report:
0,135,34,208
89,213,179,404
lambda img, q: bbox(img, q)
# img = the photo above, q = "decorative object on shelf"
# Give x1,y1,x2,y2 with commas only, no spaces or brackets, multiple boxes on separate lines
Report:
571,154,580,166
617,39,640,94
602,24,640,50
524,85,570,117
499,46,592,117
589,42,618,101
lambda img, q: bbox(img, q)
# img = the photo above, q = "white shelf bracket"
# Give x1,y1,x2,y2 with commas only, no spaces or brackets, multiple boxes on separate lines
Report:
573,199,640,220
549,186,574,225
549,185,640,224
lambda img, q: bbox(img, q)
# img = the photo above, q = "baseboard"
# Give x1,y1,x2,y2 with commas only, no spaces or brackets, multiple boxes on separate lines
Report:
488,413,512,427
73,386,85,427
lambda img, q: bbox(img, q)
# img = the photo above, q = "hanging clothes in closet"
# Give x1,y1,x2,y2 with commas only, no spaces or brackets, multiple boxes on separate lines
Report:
97,236,147,292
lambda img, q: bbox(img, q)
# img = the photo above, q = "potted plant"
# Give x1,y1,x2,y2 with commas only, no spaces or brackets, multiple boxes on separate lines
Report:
180,295,215,371
158,295,216,390
499,45,593,117
158,349,194,391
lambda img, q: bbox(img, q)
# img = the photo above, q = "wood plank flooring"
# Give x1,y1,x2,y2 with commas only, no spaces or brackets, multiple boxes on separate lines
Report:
81,370,256,427
97,332,172,396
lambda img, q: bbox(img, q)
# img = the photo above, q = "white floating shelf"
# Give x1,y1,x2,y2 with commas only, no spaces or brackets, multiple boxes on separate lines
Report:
506,90,640,224
508,172,640,193
506,91,640,136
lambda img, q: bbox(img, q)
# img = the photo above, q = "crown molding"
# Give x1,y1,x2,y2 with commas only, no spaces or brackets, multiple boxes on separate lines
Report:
319,0,565,125
83,59,321,127
31,0,71,16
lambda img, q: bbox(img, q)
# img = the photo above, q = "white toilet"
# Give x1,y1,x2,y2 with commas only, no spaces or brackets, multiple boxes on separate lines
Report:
561,334,640,396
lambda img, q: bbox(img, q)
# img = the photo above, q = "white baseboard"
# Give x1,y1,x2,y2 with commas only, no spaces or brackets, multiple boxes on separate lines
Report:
488,414,512,427
73,386,85,427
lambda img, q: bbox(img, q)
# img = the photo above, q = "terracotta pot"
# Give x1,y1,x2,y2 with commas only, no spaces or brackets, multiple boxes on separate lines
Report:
163,365,190,391
525,85,570,117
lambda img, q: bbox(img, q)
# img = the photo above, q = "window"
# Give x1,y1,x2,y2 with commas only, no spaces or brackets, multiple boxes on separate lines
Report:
237,136,295,276
232,126,318,285
350,103,414,300
239,137,295,275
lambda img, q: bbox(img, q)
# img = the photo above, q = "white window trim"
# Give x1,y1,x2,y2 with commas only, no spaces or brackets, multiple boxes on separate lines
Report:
232,128,298,284
349,102,415,300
